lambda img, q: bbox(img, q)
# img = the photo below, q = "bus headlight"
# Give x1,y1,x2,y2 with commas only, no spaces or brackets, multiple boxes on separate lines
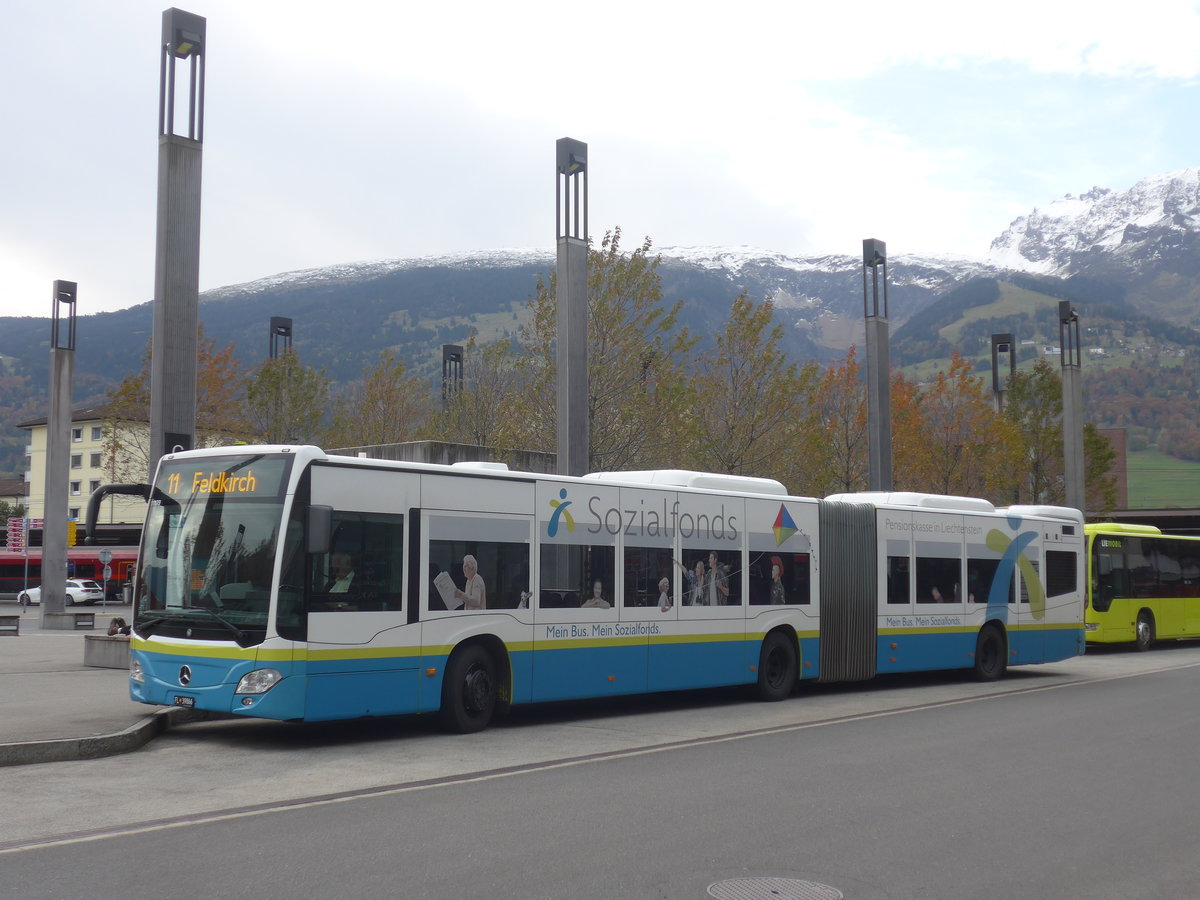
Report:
236,668,282,695
130,658,144,683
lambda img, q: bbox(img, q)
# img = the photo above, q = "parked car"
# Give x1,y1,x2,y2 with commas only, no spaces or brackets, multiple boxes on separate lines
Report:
17,579,106,607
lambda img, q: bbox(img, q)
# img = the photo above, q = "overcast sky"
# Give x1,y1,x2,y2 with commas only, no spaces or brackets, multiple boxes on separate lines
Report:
3,0,1200,319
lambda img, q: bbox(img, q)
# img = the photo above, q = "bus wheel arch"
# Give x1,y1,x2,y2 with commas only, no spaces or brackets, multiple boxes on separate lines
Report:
1134,610,1155,652
755,628,798,701
972,622,1008,682
439,639,507,733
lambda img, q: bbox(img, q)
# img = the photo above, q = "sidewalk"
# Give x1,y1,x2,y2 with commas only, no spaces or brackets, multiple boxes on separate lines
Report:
0,605,181,766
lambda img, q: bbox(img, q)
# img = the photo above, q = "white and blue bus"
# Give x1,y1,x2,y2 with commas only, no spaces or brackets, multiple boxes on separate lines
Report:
128,446,1086,732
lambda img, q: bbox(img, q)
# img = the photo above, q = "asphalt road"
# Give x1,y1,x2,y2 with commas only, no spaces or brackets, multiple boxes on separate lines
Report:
4,644,1199,900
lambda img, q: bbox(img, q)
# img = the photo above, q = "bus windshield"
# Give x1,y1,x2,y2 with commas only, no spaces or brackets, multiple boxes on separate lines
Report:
133,453,292,646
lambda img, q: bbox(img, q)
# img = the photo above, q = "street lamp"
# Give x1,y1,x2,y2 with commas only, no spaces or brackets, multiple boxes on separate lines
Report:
1059,302,1085,512
990,333,1016,412
556,138,588,476
862,238,891,491
43,281,77,627
269,317,293,359
442,344,464,410
150,7,207,475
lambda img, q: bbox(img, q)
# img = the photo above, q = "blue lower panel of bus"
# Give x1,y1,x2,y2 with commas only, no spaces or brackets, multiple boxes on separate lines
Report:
526,637,757,703
304,668,421,721
648,639,753,693
530,643,649,702
874,626,1083,675
875,632,976,675
131,649,308,721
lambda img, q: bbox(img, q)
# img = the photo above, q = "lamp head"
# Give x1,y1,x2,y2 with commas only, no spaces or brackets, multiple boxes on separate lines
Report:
862,238,886,267
163,8,206,59
556,137,588,176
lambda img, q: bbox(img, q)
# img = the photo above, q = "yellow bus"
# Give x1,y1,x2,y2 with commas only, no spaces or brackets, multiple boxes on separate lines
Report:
1086,523,1200,650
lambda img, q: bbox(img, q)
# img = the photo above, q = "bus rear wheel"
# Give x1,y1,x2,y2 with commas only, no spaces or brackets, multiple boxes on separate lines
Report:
755,631,797,701
440,645,497,733
1135,611,1155,652
972,625,1007,681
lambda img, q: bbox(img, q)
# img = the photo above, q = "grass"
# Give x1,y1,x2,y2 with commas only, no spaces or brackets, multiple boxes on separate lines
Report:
1125,449,1200,509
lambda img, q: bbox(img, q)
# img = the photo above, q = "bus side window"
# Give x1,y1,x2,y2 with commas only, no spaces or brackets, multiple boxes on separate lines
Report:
916,557,960,604
313,512,405,612
887,556,910,604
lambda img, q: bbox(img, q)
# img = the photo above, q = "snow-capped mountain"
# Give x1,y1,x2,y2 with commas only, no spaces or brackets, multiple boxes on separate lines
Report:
988,168,1200,279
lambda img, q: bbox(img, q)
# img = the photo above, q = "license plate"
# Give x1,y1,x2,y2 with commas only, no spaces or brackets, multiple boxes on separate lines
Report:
173,696,195,708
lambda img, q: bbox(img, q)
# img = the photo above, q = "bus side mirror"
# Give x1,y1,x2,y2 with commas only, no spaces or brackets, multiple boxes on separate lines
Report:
307,505,333,555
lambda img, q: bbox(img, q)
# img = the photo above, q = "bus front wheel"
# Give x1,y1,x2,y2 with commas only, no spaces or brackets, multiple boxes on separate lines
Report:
440,645,497,733
755,631,797,701
972,625,1007,681
1135,611,1155,652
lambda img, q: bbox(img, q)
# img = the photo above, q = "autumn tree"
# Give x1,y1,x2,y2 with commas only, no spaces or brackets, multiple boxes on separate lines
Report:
1003,358,1118,513
103,326,253,482
809,348,868,495
245,348,331,445
421,334,526,450
896,354,1022,498
329,350,434,448
684,293,820,482
512,228,695,471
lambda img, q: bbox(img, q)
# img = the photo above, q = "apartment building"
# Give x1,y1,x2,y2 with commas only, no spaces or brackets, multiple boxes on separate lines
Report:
18,406,147,525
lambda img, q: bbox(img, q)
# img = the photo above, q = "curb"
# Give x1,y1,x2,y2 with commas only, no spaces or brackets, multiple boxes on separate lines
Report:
0,707,209,768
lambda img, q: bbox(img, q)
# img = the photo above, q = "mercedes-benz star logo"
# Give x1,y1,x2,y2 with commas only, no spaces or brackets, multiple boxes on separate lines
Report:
179,665,192,686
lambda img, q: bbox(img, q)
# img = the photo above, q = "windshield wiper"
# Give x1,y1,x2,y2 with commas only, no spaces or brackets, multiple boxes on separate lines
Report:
186,607,250,645
134,616,169,638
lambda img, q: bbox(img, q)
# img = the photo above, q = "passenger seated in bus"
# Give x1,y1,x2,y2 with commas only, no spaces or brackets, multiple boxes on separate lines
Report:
657,577,672,611
928,584,962,603
580,580,611,609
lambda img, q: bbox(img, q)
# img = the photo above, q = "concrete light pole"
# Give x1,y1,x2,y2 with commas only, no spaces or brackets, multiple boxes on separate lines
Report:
149,7,206,479
862,239,891,491
42,281,76,628
556,138,588,476
1059,302,1085,513
442,344,464,410
990,333,1016,413
269,317,293,359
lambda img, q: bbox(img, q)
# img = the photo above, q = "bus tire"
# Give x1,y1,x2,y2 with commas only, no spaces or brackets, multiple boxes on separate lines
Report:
439,644,497,733
755,631,797,701
1135,611,1155,652
972,625,1007,682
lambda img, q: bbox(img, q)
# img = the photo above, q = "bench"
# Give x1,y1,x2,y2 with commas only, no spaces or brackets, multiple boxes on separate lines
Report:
45,611,97,631
84,633,131,669
0,615,18,636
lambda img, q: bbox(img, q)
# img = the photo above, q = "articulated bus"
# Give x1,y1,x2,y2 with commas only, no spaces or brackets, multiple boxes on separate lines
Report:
128,446,1085,732
1085,523,1200,650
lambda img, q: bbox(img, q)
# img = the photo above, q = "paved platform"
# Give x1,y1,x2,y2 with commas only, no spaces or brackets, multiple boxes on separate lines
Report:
0,604,183,767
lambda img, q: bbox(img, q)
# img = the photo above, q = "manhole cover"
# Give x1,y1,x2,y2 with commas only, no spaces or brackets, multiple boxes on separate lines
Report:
707,877,843,900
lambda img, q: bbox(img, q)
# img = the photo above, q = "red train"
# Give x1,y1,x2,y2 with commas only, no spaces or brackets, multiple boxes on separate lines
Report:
0,546,138,602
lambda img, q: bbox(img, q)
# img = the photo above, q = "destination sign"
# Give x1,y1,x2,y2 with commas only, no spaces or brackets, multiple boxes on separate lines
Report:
155,455,291,502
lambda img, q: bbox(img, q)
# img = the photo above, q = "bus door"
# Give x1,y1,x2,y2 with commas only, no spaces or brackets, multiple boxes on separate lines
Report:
531,481,636,701
615,488,678,694
420,503,535,708
663,495,747,690
303,465,417,720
